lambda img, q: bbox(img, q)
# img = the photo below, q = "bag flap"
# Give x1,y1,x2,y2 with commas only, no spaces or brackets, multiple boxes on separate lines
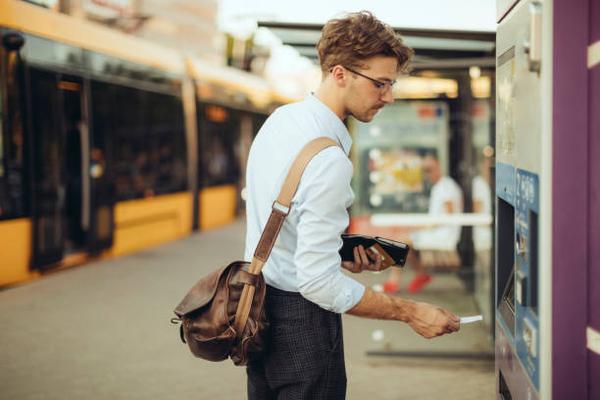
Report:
173,263,234,317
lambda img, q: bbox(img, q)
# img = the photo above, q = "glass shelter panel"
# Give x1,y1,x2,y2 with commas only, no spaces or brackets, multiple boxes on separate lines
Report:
351,100,450,215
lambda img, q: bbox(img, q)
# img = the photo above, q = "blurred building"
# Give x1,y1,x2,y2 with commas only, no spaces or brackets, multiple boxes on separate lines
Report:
135,0,223,65
27,0,225,65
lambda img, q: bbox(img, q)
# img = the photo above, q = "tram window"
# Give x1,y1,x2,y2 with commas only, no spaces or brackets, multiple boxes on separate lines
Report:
21,35,84,71
29,69,64,201
91,82,187,201
0,52,26,220
0,67,5,215
198,104,240,187
148,92,187,195
252,113,267,137
88,52,170,86
0,72,4,179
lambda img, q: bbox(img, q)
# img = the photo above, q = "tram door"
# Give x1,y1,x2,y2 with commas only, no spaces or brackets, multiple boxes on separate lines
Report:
28,69,112,269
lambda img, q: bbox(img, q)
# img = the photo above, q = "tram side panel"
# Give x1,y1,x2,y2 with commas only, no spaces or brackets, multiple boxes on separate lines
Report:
0,1,278,286
0,1,193,285
195,100,270,231
196,103,240,230
0,29,33,285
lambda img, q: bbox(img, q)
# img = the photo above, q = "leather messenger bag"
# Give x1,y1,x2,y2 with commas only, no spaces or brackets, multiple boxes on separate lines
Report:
171,137,340,366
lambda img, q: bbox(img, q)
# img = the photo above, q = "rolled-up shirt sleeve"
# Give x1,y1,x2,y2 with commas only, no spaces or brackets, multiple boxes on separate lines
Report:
293,148,365,313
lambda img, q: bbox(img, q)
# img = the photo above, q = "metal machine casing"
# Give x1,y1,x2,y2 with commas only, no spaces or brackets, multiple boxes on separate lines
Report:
495,0,546,398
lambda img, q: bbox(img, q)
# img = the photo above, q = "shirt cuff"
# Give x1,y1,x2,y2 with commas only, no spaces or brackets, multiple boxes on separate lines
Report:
329,273,366,314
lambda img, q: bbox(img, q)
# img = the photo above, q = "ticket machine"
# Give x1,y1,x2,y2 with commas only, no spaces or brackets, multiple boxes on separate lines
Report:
495,0,599,399
495,2,544,399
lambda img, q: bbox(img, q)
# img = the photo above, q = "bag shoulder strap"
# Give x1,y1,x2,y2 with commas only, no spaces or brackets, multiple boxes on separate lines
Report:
233,136,340,336
250,136,340,271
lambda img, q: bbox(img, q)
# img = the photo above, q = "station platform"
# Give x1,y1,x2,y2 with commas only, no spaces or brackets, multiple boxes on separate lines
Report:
0,219,494,400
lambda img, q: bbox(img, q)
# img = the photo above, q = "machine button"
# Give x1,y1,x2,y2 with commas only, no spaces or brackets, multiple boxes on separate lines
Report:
515,271,528,306
523,319,537,357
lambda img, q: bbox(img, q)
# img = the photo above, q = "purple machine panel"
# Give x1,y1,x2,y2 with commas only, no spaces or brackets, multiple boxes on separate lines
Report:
552,0,590,399
588,1,600,398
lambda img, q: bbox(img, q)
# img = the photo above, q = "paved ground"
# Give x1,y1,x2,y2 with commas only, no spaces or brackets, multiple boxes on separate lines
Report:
0,220,495,399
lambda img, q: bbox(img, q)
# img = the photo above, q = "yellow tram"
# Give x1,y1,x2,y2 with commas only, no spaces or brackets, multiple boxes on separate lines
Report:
0,0,286,286
187,58,275,230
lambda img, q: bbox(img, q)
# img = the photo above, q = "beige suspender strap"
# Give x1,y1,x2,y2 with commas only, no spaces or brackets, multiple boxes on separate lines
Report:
233,137,340,337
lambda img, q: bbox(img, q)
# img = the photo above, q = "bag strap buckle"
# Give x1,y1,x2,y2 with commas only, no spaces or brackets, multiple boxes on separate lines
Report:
271,201,290,216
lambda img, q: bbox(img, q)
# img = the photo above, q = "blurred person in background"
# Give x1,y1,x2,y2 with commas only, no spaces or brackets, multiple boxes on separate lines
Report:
472,153,492,252
245,11,460,400
472,154,493,305
383,153,464,294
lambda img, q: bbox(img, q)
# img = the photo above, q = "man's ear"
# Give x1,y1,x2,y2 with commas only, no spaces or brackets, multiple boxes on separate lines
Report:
330,65,347,87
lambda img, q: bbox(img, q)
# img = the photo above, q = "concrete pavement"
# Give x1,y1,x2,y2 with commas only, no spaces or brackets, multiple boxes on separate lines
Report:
0,220,494,399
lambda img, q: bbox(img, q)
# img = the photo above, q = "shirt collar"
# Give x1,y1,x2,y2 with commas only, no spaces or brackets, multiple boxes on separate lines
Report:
306,94,353,155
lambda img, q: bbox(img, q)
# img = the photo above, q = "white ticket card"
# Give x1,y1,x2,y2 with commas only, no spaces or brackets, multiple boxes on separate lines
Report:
460,315,483,324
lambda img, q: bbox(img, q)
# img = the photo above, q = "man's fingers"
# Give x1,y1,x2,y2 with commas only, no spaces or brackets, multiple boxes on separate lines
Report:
347,247,360,272
357,246,369,268
447,312,460,331
451,320,461,332
359,246,381,270
445,315,460,333
366,247,380,262
353,246,361,269
365,248,383,271
373,257,383,271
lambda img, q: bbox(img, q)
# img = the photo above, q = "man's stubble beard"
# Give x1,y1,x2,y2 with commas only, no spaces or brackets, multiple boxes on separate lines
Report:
345,100,379,123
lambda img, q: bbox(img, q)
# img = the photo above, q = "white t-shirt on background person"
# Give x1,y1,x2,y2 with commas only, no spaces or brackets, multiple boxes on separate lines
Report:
472,175,492,251
410,176,464,251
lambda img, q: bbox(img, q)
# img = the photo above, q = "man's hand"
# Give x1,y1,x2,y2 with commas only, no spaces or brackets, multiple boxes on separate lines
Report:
406,301,460,338
342,245,386,273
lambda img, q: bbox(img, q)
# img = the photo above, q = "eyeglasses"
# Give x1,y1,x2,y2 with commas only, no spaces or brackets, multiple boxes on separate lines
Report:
344,66,396,93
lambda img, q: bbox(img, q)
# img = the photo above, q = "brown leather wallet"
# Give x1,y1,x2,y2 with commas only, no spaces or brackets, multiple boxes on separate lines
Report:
339,234,409,268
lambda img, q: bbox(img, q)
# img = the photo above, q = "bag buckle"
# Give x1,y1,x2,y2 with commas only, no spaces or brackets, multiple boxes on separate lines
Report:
271,201,290,215
170,317,186,344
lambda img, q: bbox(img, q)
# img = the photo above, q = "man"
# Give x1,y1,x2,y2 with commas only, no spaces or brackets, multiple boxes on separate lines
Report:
384,153,464,294
245,12,460,399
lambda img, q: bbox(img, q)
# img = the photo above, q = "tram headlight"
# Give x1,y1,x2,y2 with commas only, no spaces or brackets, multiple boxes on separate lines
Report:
2,32,25,51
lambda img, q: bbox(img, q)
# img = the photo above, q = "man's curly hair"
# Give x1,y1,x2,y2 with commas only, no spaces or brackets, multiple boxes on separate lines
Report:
317,11,413,74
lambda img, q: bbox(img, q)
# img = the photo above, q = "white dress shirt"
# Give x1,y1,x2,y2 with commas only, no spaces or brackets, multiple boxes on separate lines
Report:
410,176,464,250
244,95,365,314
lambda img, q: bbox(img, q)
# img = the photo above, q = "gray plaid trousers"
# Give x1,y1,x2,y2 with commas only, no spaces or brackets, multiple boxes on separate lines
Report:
247,285,347,399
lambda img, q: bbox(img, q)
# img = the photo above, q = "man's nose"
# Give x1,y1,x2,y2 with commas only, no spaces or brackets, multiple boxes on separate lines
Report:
381,88,394,104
